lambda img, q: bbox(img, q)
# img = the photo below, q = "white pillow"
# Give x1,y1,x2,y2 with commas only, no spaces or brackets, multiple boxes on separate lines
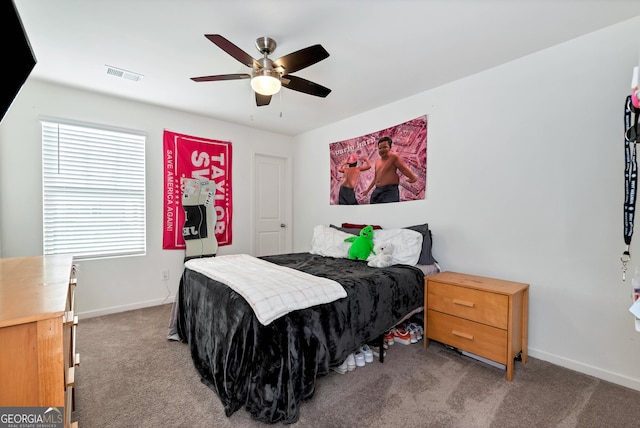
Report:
310,225,352,258
371,228,423,266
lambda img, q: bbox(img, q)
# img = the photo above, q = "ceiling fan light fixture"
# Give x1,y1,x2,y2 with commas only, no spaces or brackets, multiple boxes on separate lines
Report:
191,34,331,106
251,70,281,96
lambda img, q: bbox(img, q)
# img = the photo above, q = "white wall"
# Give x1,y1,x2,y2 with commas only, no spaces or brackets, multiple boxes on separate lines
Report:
0,79,293,317
2,17,639,395
292,17,640,391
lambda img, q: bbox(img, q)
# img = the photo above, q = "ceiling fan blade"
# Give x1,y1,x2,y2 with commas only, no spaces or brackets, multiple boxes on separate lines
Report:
190,73,251,82
255,93,272,106
204,34,261,69
282,75,331,98
272,44,329,74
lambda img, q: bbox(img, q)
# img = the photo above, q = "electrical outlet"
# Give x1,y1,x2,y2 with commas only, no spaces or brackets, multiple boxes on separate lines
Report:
161,269,169,281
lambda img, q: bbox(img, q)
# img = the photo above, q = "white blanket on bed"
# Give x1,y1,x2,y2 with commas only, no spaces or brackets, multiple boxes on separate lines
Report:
184,254,347,325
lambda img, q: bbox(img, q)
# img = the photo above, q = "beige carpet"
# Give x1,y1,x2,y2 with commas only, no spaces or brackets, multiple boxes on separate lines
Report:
73,304,640,427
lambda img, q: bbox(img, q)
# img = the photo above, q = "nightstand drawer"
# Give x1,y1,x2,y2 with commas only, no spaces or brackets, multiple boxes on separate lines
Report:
427,310,508,364
427,281,509,329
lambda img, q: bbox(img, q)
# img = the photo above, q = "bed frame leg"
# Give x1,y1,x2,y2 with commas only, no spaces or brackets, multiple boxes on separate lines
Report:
378,334,385,363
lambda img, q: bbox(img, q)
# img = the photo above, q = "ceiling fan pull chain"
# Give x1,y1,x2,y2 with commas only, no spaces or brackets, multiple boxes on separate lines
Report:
249,85,254,121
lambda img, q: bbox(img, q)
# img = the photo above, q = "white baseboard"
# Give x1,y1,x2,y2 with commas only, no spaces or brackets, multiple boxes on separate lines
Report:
528,347,640,392
77,295,176,320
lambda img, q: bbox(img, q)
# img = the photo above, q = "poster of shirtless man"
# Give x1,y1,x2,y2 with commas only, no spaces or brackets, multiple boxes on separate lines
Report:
329,115,427,205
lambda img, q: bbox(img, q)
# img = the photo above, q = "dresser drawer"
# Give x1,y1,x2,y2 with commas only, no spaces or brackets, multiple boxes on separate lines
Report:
428,281,509,329
427,310,508,364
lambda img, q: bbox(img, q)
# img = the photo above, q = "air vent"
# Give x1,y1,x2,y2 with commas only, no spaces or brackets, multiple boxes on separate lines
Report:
105,65,143,82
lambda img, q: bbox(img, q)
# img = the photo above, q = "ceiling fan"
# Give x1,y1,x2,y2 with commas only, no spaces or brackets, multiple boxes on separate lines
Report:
191,34,331,107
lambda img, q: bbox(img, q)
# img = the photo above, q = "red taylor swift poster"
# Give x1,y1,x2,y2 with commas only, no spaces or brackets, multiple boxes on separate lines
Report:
329,115,427,205
163,130,232,249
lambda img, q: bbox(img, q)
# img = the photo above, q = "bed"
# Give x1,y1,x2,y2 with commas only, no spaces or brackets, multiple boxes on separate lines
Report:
171,223,438,424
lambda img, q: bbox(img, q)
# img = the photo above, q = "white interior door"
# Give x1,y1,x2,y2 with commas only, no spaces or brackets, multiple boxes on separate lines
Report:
254,154,290,256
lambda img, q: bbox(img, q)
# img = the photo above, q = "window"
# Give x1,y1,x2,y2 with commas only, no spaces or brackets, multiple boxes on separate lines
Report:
41,118,146,259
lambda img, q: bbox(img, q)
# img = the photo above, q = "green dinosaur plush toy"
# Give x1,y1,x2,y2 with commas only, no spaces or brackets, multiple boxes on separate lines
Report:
344,225,376,260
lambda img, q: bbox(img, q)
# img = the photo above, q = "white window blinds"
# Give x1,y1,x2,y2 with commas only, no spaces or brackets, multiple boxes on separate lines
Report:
41,119,146,259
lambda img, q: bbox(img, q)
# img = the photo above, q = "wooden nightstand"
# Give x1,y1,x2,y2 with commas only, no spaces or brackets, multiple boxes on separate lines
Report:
424,271,529,381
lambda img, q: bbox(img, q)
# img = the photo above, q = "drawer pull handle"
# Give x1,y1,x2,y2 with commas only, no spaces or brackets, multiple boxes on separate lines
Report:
452,299,475,308
66,367,75,387
452,330,474,340
63,310,74,325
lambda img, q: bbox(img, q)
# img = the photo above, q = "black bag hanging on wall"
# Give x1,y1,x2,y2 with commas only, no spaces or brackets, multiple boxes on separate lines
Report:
622,95,638,280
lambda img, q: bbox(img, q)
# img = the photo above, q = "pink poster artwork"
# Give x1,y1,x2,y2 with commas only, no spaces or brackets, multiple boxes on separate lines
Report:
329,115,427,205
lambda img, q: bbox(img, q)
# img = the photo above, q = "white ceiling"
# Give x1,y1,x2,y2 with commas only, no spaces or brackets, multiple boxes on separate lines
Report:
13,0,640,136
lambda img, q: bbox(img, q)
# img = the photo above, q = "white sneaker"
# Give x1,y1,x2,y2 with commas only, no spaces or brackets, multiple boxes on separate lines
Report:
346,353,356,371
360,344,374,363
406,323,423,343
371,346,387,358
331,359,348,374
354,351,366,367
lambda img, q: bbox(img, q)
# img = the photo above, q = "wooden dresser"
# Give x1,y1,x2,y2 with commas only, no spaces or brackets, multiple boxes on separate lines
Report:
424,271,528,381
0,255,79,428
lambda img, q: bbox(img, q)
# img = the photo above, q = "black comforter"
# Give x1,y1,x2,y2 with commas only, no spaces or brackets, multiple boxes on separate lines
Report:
176,252,424,424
